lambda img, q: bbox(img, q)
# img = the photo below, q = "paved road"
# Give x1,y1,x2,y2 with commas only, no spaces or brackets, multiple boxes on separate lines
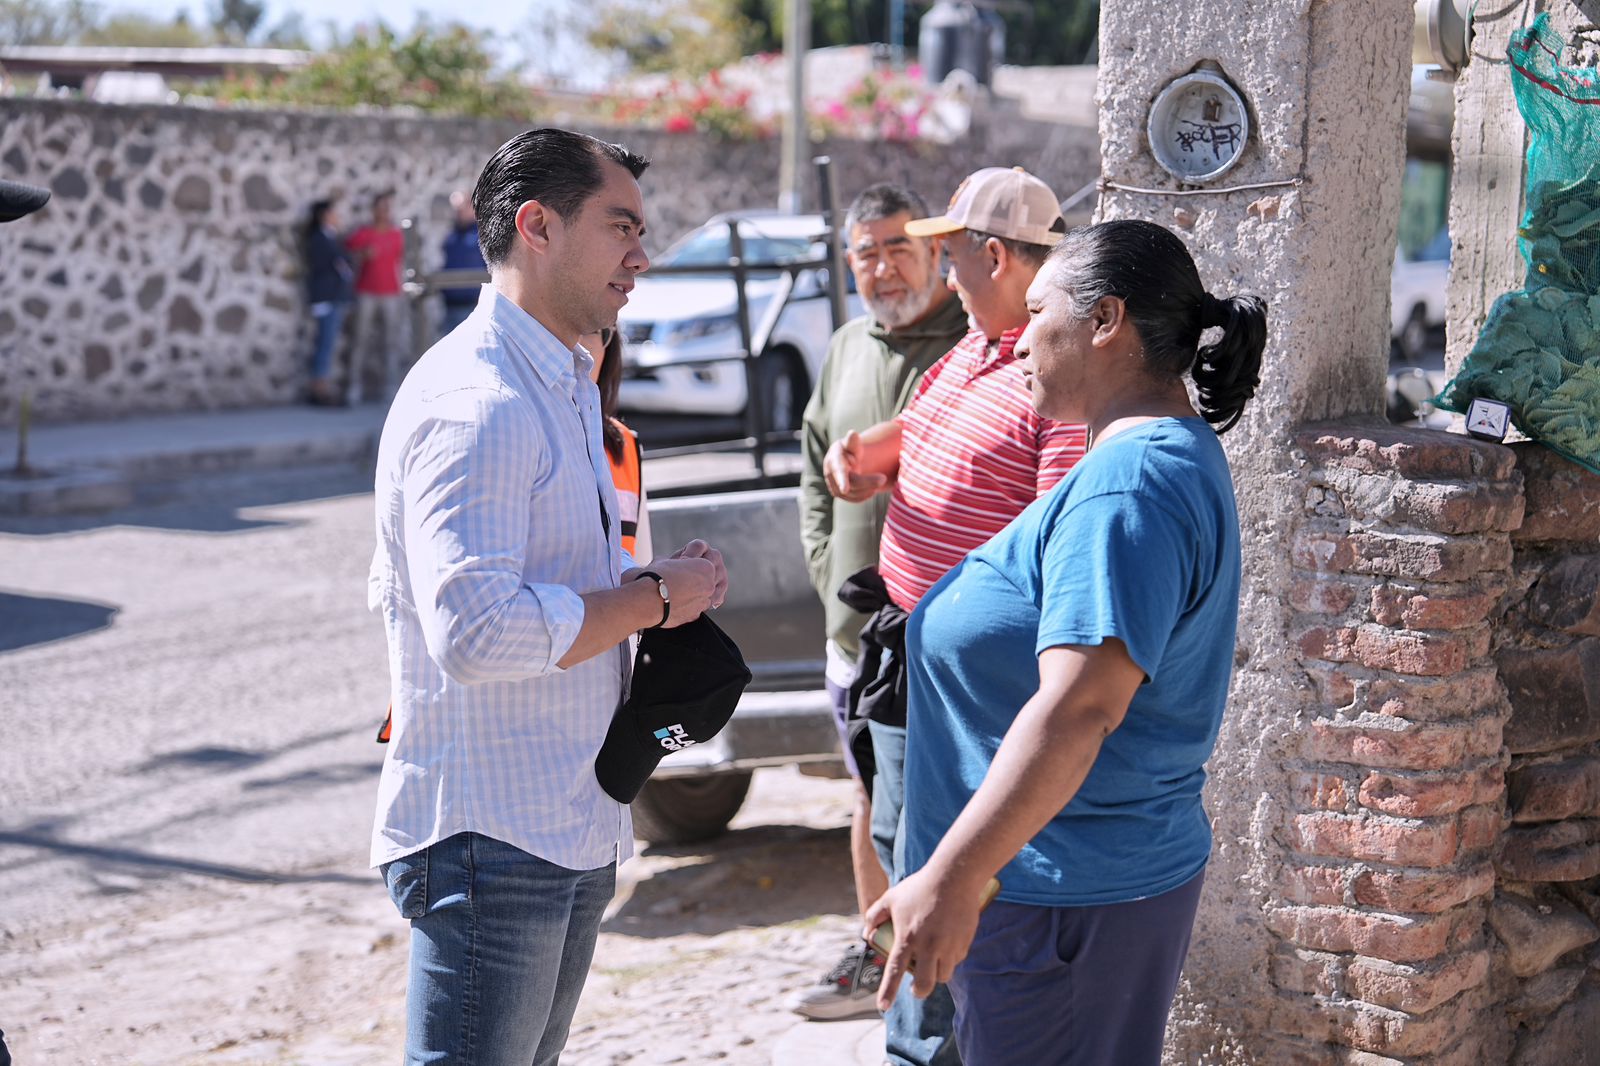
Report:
0,466,389,935
0,467,874,1064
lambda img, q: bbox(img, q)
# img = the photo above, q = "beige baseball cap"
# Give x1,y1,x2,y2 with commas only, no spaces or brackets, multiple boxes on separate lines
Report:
904,166,1066,246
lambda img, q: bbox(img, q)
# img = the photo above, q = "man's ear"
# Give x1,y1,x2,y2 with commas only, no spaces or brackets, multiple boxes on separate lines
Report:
514,199,558,259
984,236,1007,281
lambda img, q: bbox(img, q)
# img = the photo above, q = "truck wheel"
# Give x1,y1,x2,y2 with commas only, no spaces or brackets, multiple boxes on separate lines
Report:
630,772,754,845
757,348,807,434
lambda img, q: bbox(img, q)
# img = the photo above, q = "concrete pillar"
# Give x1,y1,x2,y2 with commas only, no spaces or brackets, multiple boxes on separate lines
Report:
1093,1,1415,1060
1446,4,1593,375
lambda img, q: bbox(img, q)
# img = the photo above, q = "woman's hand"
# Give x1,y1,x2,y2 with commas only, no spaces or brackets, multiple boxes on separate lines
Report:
862,866,985,1011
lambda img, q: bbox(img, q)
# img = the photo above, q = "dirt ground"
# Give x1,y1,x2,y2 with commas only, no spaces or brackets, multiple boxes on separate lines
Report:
2,767,868,1066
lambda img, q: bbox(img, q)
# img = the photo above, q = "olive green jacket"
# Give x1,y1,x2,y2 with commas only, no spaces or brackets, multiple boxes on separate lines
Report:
799,293,969,659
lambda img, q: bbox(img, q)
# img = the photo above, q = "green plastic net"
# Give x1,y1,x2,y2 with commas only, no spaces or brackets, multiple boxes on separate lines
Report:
1434,14,1600,471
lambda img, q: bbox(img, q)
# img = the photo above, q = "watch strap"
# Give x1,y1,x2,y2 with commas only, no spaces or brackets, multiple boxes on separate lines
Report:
636,570,670,629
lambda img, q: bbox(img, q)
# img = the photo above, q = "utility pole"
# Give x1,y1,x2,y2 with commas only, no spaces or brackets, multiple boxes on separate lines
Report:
778,0,810,214
889,0,906,68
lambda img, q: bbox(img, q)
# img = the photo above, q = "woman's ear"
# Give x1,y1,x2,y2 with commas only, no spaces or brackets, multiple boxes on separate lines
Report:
1091,295,1127,346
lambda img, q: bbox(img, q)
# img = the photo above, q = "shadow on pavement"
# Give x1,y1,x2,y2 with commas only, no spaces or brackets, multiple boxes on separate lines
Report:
0,464,373,537
0,591,118,652
0,830,372,887
604,821,855,939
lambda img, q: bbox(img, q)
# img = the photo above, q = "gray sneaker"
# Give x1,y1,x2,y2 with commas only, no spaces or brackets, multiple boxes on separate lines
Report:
787,942,885,1021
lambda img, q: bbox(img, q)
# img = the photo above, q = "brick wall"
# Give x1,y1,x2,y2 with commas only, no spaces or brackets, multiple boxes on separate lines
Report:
1273,423,1522,1064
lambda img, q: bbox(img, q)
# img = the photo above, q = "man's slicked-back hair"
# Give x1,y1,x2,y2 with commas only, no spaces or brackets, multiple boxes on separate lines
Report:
844,183,931,234
472,128,650,268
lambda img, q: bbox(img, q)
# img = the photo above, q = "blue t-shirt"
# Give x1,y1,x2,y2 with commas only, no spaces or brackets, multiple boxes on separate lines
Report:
902,417,1241,906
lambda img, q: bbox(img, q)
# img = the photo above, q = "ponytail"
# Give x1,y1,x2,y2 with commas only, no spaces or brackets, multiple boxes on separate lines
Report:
1192,293,1266,434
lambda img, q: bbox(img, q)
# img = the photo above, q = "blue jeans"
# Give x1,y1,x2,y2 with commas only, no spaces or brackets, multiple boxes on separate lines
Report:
869,720,961,1066
309,302,348,382
382,832,616,1066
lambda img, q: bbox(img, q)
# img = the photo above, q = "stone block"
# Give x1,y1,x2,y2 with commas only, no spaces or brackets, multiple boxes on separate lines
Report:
1292,809,1460,866
1345,949,1490,1014
1369,584,1503,631
1509,757,1600,824
1283,861,1350,906
1511,989,1600,1066
1529,556,1600,638
1294,576,1361,615
1347,532,1513,584
1337,986,1479,1058
1358,768,1492,818
1487,893,1600,977
1299,424,1517,482
1513,442,1600,546
1350,864,1495,914
1271,945,1342,996
1300,620,1488,676
1293,771,1354,812
1499,821,1600,882
1304,715,1502,773
1266,904,1457,962
1506,965,1586,1021
1386,478,1526,535
1498,640,1600,754
1458,803,1506,853
1367,668,1504,722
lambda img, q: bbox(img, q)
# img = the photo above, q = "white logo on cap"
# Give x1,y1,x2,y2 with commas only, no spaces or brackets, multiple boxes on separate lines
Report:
654,724,695,752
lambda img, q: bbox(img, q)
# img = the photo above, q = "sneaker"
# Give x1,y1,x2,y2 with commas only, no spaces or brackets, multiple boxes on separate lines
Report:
787,941,885,1021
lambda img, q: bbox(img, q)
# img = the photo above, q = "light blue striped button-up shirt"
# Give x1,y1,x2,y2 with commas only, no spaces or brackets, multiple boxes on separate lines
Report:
368,284,633,871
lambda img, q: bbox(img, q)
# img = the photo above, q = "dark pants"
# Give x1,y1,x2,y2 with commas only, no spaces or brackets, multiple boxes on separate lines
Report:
948,870,1206,1066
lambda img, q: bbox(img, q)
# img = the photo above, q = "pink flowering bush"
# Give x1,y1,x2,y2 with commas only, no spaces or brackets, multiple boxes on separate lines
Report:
598,64,937,143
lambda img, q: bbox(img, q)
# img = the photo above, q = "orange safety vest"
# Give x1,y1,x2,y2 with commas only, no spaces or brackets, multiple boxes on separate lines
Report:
608,419,643,559
377,419,646,745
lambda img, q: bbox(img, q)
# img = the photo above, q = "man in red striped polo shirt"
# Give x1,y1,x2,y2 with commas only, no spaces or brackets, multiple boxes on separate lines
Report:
823,167,1086,1066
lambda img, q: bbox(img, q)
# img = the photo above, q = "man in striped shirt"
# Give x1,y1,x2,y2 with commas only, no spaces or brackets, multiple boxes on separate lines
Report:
824,167,1086,1066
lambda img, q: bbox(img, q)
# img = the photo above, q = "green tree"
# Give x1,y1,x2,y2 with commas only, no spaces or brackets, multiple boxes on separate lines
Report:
209,0,266,44
213,19,532,118
80,10,213,47
0,0,98,46
584,0,757,76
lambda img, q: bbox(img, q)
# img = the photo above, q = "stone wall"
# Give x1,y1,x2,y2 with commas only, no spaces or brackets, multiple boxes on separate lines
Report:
1489,444,1600,1064
0,98,1098,425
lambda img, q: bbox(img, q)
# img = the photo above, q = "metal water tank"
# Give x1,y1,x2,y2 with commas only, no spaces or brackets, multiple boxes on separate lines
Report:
919,1,992,87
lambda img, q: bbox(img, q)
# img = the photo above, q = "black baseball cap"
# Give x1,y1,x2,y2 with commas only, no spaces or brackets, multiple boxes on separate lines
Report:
0,179,50,223
595,613,752,804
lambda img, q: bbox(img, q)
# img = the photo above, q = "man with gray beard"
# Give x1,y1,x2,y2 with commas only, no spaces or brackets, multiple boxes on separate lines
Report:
791,183,968,1021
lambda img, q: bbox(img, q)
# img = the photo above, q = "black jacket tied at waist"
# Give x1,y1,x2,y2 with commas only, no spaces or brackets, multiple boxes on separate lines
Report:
840,566,910,730
838,566,909,792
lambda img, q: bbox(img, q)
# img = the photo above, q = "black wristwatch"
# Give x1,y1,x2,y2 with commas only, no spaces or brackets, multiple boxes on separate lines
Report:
636,570,670,629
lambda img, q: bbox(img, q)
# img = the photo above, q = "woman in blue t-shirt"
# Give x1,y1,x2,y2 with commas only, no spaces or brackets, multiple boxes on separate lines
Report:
864,219,1267,1065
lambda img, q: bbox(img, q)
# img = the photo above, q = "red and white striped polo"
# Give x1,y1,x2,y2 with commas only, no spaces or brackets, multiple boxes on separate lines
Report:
879,327,1087,611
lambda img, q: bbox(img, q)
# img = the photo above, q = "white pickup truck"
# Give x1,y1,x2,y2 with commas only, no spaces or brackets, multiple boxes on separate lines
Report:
630,489,842,844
